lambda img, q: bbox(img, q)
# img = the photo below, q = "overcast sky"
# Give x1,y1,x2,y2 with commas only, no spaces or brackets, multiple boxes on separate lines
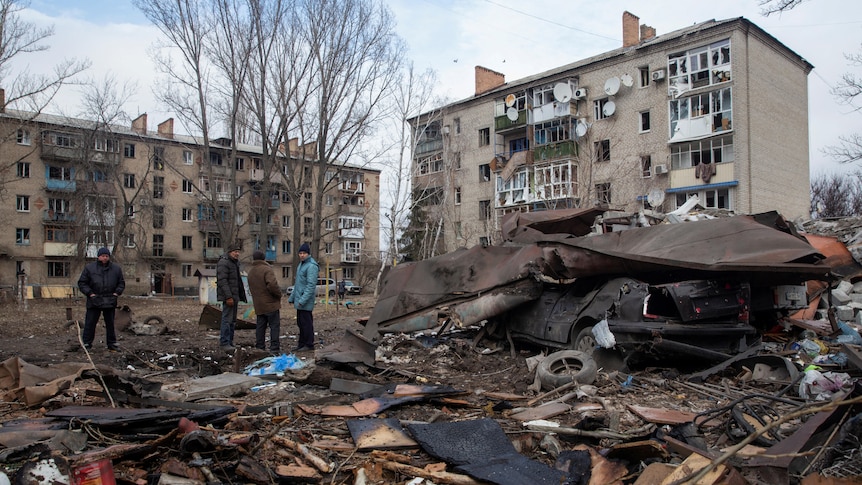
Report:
9,0,862,175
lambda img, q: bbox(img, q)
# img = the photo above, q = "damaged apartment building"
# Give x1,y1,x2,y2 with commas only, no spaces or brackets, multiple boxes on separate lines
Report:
409,12,813,253
0,106,380,297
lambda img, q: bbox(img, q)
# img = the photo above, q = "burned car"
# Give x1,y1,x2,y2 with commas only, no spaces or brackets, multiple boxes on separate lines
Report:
497,276,807,365
327,209,833,368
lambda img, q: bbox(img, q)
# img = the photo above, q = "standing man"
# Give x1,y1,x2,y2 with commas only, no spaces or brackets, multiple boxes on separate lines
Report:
77,247,125,351
288,243,318,352
217,244,247,352
248,250,282,352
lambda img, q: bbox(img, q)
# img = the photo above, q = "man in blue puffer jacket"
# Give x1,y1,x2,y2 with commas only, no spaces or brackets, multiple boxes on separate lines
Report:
288,243,318,352
77,247,125,351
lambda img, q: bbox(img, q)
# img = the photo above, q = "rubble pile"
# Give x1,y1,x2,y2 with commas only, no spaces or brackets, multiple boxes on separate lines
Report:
0,210,860,484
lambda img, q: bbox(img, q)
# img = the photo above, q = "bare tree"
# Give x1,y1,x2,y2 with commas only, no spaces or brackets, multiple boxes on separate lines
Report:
135,0,246,250
0,0,89,114
297,0,404,261
0,0,89,200
810,171,862,217
760,0,862,165
379,63,441,270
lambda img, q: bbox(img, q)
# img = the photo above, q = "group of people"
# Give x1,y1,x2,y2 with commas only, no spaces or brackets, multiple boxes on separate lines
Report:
216,242,318,353
75,243,320,355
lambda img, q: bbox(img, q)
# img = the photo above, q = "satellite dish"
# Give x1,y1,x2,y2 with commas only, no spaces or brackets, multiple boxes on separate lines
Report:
620,73,634,87
604,76,621,96
505,94,516,107
602,100,616,117
553,83,572,103
575,121,588,137
506,107,518,121
647,189,665,207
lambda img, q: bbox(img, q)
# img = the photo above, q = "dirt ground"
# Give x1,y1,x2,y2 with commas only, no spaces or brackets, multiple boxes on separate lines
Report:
0,294,535,394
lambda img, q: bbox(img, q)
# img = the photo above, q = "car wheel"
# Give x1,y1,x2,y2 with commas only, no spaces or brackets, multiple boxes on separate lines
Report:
328,290,335,298
537,350,598,391
573,326,597,355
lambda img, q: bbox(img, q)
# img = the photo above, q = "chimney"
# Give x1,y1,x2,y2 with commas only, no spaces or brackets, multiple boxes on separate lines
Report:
157,118,174,139
623,11,640,47
132,113,148,135
475,66,505,96
0,88,5,113
640,24,656,42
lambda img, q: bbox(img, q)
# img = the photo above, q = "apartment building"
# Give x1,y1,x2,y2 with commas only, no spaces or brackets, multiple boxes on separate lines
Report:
0,107,380,298
410,12,812,254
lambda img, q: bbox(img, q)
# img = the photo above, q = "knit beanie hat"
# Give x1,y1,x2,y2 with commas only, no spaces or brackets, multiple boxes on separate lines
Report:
97,247,111,257
298,243,311,254
253,250,265,260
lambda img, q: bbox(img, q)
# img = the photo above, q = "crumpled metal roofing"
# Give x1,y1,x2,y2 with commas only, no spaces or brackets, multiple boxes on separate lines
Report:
365,210,832,335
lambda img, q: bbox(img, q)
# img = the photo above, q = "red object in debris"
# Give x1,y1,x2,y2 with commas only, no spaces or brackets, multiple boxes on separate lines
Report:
178,416,200,433
71,459,116,485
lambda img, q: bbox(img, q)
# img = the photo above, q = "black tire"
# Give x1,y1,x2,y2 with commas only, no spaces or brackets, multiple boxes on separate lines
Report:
537,350,598,391
143,316,164,326
573,326,597,355
328,290,335,298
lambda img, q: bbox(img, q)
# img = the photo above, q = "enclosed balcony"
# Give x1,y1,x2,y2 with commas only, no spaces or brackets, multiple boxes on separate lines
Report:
43,210,76,224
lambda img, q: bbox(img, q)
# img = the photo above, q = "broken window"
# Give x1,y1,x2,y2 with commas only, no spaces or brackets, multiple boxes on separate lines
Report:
479,200,491,220
479,128,490,147
418,152,444,175
595,183,612,204
534,160,577,201
496,168,528,207
670,135,733,170
594,139,611,162
534,119,570,146
594,98,612,120
669,87,732,141
641,155,653,178
640,111,651,132
479,164,491,182
667,39,731,95
638,66,650,88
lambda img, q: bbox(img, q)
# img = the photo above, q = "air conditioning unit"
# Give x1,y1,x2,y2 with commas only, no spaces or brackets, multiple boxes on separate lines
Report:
654,164,668,175
652,69,666,81
573,88,587,100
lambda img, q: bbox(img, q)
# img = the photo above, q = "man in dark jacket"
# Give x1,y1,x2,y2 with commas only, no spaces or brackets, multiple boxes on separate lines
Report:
248,250,282,352
77,247,125,351
217,244,247,352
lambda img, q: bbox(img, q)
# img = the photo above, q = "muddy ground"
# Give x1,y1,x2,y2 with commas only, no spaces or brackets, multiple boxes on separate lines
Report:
0,295,854,484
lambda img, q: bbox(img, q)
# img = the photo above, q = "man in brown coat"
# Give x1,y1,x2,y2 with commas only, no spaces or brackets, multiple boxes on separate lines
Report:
247,250,283,352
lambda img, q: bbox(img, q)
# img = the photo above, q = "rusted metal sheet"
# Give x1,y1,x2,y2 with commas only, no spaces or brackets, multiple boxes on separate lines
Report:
347,418,417,450
366,212,832,337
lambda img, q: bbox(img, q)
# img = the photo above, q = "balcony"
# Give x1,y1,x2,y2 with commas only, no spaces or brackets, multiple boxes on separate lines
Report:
669,161,735,188
203,248,222,260
249,222,280,233
43,210,76,224
533,140,576,162
265,249,276,261
249,195,280,209
415,138,443,155
45,179,76,192
198,220,220,232
41,145,120,164
249,168,282,184
44,242,77,257
339,181,365,194
340,226,364,238
494,109,527,131
340,203,365,215
341,252,361,263
77,180,117,196
202,164,229,176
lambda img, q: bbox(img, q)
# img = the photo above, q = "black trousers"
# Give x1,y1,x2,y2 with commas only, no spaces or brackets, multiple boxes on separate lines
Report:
83,306,117,348
296,309,314,348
